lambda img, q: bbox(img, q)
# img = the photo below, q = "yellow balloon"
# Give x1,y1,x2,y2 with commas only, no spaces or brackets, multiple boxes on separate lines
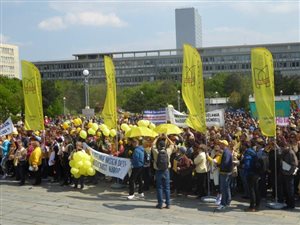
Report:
99,124,108,132
149,123,156,130
110,129,117,137
88,128,96,135
76,127,81,133
71,167,79,175
75,161,83,169
79,167,87,175
87,167,96,176
96,131,102,137
103,128,110,137
121,123,129,131
92,123,98,131
83,161,92,169
69,160,75,167
62,122,69,130
88,122,93,128
79,130,87,139
74,173,81,179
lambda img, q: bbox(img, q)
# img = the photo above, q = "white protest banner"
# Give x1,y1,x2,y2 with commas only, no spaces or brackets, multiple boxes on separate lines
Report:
0,117,14,137
86,145,131,180
206,109,225,127
276,117,289,126
167,106,225,128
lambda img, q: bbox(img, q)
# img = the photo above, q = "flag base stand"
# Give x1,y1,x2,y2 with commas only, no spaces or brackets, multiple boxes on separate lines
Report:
201,196,217,203
266,202,286,209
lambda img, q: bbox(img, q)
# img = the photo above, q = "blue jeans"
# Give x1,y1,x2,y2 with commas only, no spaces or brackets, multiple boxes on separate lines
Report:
156,169,170,206
220,173,231,206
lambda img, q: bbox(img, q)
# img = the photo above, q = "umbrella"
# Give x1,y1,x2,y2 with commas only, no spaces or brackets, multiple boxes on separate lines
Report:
125,126,158,138
154,124,183,135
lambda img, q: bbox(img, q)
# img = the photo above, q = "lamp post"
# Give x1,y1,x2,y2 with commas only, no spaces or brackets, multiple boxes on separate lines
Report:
177,90,181,112
280,90,283,96
63,97,66,115
83,69,90,109
215,91,219,109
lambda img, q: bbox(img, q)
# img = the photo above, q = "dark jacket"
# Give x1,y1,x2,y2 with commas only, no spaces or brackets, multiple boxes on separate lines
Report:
131,146,144,168
242,147,257,177
220,148,233,174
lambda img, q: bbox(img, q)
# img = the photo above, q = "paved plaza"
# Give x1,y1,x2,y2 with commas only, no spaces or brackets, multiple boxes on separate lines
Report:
1,178,300,225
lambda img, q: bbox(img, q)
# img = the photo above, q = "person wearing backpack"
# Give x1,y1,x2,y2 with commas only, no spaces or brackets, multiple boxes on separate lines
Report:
255,138,269,199
152,137,174,209
242,140,261,212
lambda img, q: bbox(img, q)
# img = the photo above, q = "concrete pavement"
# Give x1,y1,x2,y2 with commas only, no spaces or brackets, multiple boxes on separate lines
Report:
1,178,300,225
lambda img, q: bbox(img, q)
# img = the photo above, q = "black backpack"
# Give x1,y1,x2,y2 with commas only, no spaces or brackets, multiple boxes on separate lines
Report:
156,148,169,171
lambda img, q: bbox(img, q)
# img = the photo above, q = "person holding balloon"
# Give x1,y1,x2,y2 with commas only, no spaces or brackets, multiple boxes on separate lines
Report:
70,141,85,189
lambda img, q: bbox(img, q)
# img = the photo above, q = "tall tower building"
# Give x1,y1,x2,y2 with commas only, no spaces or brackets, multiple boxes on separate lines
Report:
0,43,20,79
175,8,202,49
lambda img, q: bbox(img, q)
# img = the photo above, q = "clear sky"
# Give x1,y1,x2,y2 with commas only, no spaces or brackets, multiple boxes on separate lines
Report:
1,0,299,61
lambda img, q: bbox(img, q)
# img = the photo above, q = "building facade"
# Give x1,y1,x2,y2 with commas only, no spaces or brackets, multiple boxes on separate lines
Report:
33,42,300,86
175,7,202,49
0,43,20,79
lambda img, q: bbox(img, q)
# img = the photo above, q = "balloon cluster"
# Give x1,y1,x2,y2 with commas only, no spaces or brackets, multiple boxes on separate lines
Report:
69,151,96,178
120,120,156,134
77,122,117,140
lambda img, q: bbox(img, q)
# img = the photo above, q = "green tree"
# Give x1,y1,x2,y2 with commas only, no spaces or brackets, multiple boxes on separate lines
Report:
0,77,23,122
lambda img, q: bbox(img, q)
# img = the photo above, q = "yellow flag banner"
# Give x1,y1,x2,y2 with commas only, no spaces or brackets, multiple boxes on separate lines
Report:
251,48,276,137
182,44,206,133
102,56,117,129
22,60,45,131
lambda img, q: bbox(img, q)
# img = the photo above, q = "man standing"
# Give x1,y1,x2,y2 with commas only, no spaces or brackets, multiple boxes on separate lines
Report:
281,143,298,210
152,137,174,209
127,138,144,200
242,141,261,212
217,140,233,210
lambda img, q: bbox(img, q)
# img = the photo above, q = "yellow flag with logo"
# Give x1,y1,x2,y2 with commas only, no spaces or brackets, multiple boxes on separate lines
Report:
251,48,275,137
182,44,206,133
102,56,117,129
22,60,45,131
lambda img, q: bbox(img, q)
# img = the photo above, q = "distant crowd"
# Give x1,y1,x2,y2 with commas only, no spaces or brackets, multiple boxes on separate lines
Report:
1,109,300,211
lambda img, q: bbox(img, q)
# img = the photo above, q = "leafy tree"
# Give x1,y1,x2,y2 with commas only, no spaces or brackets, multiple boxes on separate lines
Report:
0,77,23,122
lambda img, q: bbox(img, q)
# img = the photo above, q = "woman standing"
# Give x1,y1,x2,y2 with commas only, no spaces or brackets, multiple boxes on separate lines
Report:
14,139,27,185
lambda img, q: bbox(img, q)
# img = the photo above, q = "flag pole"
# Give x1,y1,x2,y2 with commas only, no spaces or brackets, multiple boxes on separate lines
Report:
266,136,285,209
201,134,217,203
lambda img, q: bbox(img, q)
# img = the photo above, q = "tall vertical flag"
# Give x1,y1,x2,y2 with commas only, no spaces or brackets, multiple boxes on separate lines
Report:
182,44,206,133
102,56,117,129
22,60,45,131
251,48,276,137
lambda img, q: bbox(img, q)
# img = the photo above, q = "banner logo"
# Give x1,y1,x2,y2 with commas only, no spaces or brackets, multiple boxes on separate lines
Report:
183,65,196,86
253,66,270,88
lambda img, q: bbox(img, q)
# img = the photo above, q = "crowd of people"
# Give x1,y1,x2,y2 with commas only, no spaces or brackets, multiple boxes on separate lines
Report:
0,109,300,211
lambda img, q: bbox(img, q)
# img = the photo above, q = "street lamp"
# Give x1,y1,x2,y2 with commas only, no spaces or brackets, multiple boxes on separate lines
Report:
215,91,219,109
177,90,181,112
83,69,90,109
63,97,66,115
280,90,283,96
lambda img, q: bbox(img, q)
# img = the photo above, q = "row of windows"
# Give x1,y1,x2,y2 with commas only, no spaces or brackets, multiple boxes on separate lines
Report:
1,56,15,63
0,47,14,55
0,65,15,71
0,73,17,78
40,60,300,80
37,53,300,73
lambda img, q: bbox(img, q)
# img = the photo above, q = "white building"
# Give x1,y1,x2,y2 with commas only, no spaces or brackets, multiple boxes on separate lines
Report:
0,43,20,79
175,7,202,49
